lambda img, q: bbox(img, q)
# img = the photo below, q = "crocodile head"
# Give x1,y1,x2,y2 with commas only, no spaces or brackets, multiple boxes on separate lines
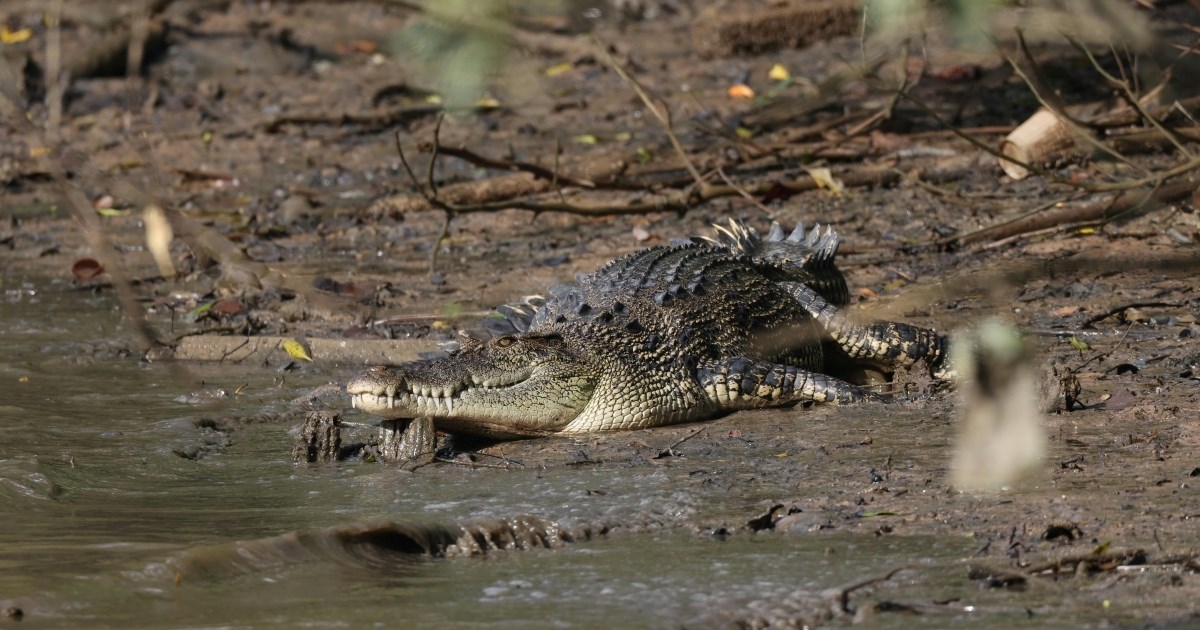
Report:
346,331,597,439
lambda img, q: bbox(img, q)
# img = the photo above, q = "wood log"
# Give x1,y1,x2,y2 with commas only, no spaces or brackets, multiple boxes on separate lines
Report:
998,108,1091,180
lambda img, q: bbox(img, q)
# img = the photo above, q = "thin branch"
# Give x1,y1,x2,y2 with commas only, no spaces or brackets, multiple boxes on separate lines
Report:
594,36,706,190
553,135,567,205
1068,35,1195,159
262,102,498,133
427,143,609,190
657,427,706,458
426,111,444,197
715,168,775,218
392,129,456,272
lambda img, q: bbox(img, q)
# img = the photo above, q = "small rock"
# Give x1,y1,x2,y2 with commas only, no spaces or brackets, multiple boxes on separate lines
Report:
278,195,313,225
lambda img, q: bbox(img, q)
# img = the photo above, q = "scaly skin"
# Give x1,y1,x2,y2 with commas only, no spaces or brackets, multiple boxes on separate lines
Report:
347,221,951,438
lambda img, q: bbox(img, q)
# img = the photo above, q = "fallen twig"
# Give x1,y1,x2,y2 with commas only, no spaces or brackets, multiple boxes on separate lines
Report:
1081,300,1186,329
943,175,1198,249
655,428,705,458
427,143,625,190
373,167,901,218
370,141,636,216
263,103,499,133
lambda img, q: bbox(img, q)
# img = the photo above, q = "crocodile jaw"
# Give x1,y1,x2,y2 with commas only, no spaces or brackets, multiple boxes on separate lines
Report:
346,338,597,438
348,365,536,418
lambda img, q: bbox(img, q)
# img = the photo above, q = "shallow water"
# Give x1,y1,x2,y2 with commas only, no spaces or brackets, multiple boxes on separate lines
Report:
0,282,1187,628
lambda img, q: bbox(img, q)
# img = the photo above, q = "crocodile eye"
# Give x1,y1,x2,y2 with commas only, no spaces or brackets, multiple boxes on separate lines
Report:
495,336,514,348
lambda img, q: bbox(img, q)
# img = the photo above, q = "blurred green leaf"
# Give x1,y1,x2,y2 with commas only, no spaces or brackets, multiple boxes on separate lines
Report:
183,300,216,323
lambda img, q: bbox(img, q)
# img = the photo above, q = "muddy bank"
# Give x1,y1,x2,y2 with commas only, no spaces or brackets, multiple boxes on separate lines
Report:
2,0,1200,626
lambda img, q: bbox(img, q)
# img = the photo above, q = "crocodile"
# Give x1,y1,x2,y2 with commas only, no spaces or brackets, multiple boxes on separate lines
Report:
347,220,951,439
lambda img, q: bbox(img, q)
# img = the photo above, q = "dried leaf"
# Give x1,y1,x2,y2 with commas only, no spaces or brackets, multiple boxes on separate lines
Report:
1,27,32,44
544,62,574,76
727,84,755,99
1068,336,1090,352
804,167,845,196
212,300,244,315
282,338,314,362
71,258,105,281
768,63,791,81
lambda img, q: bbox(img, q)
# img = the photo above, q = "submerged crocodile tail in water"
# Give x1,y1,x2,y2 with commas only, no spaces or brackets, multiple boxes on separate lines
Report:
347,220,952,439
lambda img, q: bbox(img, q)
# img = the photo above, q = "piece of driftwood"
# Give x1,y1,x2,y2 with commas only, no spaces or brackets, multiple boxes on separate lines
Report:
999,108,1092,180
691,0,859,59
949,175,1199,247
150,335,440,366
368,149,634,216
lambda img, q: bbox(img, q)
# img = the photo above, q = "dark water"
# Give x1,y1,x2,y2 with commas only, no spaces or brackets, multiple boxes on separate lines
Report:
0,281,1163,628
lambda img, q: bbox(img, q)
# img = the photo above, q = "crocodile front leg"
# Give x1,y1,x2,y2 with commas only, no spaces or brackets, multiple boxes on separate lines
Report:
696,357,879,408
779,281,953,379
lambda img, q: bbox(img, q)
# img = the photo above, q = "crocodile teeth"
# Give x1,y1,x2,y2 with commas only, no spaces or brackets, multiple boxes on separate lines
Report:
351,395,357,409
446,397,453,413
433,397,443,411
